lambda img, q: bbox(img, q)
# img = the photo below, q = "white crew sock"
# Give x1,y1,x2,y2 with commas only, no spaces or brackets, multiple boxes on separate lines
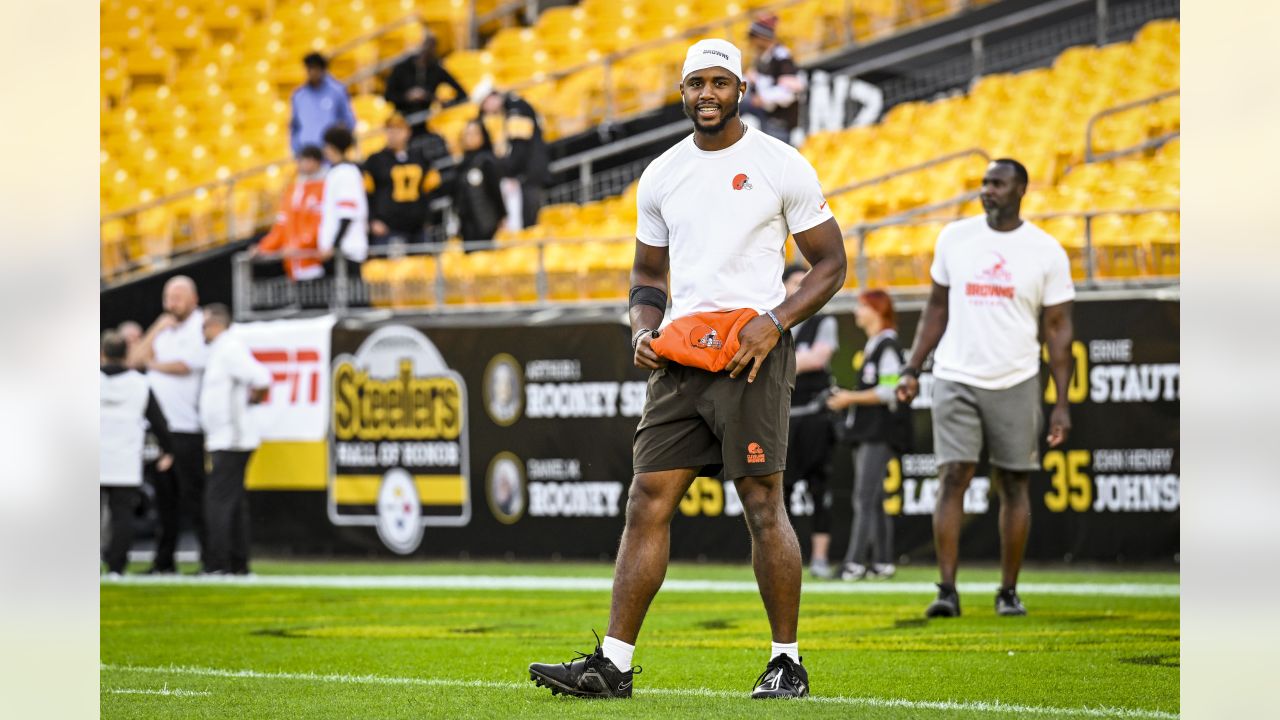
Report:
602,635,635,670
771,641,799,663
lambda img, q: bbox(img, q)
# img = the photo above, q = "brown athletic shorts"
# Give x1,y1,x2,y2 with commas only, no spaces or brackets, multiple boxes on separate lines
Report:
633,332,796,480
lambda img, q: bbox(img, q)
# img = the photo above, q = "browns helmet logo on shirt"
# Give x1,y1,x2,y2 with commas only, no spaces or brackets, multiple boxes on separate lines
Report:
692,325,723,350
732,173,752,191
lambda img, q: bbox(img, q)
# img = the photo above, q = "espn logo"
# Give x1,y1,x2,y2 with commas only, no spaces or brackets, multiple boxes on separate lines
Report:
252,348,322,405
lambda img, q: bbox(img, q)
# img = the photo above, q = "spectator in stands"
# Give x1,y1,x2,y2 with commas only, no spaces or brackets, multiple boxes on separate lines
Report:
363,114,444,248
198,304,272,576
290,52,356,158
101,330,174,577
384,31,467,124
252,145,327,281
451,119,506,244
780,265,839,579
897,159,1076,618
472,78,551,230
128,276,209,574
827,290,910,582
318,126,369,275
744,13,806,145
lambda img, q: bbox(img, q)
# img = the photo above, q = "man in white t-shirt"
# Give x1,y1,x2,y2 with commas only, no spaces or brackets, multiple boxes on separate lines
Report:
199,304,272,575
130,275,210,573
529,39,846,701
897,159,1076,619
318,126,369,305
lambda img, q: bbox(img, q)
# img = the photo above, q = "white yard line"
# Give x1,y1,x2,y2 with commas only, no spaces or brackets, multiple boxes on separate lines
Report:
101,573,1179,598
104,687,211,698
100,663,1178,719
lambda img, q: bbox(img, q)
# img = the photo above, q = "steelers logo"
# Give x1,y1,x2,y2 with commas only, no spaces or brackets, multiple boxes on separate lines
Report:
375,468,424,554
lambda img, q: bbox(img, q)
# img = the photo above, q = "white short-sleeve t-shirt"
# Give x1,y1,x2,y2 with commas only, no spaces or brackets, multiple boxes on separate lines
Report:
930,216,1076,390
635,126,834,320
148,307,208,433
319,162,369,262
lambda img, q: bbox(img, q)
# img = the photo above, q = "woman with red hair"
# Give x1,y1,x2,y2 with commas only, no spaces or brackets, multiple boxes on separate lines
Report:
827,289,912,580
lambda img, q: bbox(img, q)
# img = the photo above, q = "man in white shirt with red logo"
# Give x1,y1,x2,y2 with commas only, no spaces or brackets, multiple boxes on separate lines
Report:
897,159,1075,619
529,38,845,701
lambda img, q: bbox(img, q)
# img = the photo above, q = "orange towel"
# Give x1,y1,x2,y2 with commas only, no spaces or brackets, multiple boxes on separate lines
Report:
650,308,761,372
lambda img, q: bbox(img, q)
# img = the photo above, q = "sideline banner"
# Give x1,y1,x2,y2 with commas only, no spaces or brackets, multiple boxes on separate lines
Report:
247,298,1179,563
233,315,334,492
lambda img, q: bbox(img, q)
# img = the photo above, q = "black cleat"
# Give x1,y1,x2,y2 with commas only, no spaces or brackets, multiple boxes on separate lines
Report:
996,587,1027,616
925,583,961,618
751,654,809,699
528,634,639,699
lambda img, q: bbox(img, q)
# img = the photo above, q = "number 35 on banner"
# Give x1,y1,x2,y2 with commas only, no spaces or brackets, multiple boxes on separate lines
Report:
1044,449,1092,512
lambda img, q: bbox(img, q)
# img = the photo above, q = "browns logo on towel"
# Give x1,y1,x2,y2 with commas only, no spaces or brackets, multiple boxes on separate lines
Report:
650,308,760,373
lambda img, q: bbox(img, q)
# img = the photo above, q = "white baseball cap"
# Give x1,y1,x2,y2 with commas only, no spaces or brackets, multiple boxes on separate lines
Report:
681,39,743,82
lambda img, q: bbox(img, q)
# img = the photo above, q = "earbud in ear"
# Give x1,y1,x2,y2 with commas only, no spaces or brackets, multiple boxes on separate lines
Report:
738,91,744,102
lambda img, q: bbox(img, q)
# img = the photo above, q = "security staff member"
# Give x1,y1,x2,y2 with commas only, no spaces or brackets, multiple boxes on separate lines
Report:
781,265,839,578
101,331,174,576
363,114,446,247
473,79,551,230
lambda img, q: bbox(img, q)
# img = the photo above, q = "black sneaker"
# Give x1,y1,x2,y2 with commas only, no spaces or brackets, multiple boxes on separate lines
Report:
925,583,961,618
751,654,809,699
996,587,1027,616
529,635,639,699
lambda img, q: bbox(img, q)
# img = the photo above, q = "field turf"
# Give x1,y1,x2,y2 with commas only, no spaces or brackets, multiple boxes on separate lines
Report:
101,560,1179,719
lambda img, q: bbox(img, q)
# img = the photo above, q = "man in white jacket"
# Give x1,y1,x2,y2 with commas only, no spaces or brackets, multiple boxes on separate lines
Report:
100,331,173,577
198,305,273,575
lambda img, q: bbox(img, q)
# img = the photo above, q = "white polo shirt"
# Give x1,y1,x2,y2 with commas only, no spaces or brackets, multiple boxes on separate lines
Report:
930,216,1076,390
200,331,273,452
148,308,207,433
635,125,834,321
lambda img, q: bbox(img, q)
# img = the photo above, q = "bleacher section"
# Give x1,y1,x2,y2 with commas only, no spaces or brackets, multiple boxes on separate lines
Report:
358,18,1179,306
101,0,990,281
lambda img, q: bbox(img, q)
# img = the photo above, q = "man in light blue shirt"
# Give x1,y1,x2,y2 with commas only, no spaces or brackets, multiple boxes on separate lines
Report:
290,52,356,157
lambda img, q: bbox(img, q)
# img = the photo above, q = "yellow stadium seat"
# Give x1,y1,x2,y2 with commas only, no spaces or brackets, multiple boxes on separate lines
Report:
1090,214,1146,278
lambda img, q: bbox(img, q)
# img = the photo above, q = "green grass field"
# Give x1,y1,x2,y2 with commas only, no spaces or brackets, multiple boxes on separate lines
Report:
101,560,1179,719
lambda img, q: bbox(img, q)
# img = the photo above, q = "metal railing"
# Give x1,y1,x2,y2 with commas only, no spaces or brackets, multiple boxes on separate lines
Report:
1084,88,1179,163
234,203,1178,321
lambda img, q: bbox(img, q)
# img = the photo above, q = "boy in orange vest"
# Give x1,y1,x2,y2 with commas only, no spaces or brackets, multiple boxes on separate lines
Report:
252,145,327,280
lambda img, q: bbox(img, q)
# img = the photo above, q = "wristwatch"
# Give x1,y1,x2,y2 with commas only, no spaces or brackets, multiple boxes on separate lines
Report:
901,366,921,380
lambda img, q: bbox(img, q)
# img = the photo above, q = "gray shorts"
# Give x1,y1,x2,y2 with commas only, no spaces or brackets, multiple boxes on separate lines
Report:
932,375,1043,472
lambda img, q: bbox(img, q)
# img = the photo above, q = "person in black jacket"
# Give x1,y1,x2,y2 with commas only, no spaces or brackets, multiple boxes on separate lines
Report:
827,289,910,581
780,265,840,578
384,31,467,124
474,79,551,230
451,119,506,244
363,114,447,248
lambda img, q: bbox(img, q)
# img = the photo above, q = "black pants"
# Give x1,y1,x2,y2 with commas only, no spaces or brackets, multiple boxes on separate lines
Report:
150,432,206,571
521,184,545,229
783,411,835,534
101,486,139,574
204,450,253,574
